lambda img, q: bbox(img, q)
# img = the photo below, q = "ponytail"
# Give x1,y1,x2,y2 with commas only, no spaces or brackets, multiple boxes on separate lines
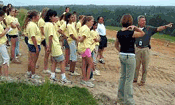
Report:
23,10,38,30
82,16,94,26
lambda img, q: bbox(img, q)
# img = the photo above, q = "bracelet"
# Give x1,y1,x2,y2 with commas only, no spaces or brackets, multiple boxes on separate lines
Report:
165,25,167,29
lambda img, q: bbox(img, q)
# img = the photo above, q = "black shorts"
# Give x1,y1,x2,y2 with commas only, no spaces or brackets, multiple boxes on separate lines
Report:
99,35,107,49
41,39,46,47
28,44,41,53
9,35,18,38
24,36,28,45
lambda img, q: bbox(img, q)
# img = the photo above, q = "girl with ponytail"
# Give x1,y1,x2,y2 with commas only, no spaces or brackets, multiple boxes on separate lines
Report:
78,16,95,88
25,10,41,79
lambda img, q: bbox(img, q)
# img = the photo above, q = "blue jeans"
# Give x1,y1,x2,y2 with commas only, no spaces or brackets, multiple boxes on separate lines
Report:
15,37,20,56
117,54,136,105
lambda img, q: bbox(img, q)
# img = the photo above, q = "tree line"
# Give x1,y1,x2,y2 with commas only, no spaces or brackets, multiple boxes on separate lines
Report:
16,5,175,36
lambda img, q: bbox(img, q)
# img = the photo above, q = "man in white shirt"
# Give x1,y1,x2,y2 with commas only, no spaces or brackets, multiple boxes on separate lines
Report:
97,16,107,64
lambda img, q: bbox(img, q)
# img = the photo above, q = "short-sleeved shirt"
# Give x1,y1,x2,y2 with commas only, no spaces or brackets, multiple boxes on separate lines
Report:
60,21,68,37
0,24,7,45
38,18,45,40
135,26,157,48
90,30,100,51
2,13,7,28
26,21,41,45
6,15,18,35
97,23,106,36
54,23,61,38
60,20,65,25
117,30,135,53
67,23,78,44
76,21,81,31
78,25,91,53
44,22,63,56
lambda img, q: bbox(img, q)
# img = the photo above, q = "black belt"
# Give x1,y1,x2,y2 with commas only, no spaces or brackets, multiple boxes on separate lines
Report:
136,45,149,49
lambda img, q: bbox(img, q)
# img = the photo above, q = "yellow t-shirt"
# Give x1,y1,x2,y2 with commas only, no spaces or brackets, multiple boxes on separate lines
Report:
60,20,64,26
2,13,7,28
78,25,92,53
54,23,61,38
44,22,63,56
14,17,19,33
67,23,78,44
0,23,7,45
90,30,100,51
76,21,81,31
26,21,41,45
6,15,18,35
38,18,45,40
60,21,68,37
56,21,61,27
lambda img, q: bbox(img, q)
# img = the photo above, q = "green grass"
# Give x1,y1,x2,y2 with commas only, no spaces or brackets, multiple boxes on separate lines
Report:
152,33,175,42
106,26,121,31
0,81,97,105
106,26,175,42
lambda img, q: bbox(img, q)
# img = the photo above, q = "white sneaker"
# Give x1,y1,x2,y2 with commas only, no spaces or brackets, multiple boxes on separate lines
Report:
90,78,95,81
50,76,58,81
94,70,101,76
61,78,72,84
80,80,86,85
42,69,51,74
31,74,41,79
86,81,95,88
99,59,105,64
26,71,32,78
55,68,61,73
70,71,80,76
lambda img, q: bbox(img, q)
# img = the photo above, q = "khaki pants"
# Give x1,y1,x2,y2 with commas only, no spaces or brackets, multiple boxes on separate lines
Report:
134,47,150,83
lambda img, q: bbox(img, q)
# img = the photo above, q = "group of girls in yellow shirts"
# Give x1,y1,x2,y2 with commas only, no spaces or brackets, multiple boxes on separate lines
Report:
0,6,22,81
0,6,101,87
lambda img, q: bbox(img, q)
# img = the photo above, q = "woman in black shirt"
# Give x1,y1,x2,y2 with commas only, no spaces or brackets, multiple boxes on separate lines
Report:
115,14,145,105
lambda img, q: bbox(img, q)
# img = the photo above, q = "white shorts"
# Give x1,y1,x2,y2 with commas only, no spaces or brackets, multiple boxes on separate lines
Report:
0,44,10,66
69,40,77,61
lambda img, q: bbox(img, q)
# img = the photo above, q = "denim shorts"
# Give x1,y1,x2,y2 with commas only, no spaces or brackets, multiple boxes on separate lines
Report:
28,44,41,53
63,39,70,49
69,40,77,61
0,44,10,66
52,54,65,63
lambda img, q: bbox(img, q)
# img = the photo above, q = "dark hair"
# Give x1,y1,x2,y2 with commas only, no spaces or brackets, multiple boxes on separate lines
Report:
2,6,7,12
44,9,57,22
23,10,39,29
73,11,76,14
82,16,94,26
7,7,15,15
65,13,72,27
0,10,5,17
120,14,133,27
90,21,97,30
97,16,104,22
60,14,65,20
7,4,13,8
65,7,69,12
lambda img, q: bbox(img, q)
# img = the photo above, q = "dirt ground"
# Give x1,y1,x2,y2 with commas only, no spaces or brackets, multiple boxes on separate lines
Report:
7,29,175,105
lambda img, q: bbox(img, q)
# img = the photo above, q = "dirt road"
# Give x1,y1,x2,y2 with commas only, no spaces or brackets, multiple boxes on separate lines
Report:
8,29,175,105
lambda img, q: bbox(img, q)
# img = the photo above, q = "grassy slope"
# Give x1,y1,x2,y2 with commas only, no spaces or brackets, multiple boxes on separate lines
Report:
0,81,97,105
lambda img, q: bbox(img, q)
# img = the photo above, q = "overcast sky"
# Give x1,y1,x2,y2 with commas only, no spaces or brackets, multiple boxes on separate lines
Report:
3,0,175,6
